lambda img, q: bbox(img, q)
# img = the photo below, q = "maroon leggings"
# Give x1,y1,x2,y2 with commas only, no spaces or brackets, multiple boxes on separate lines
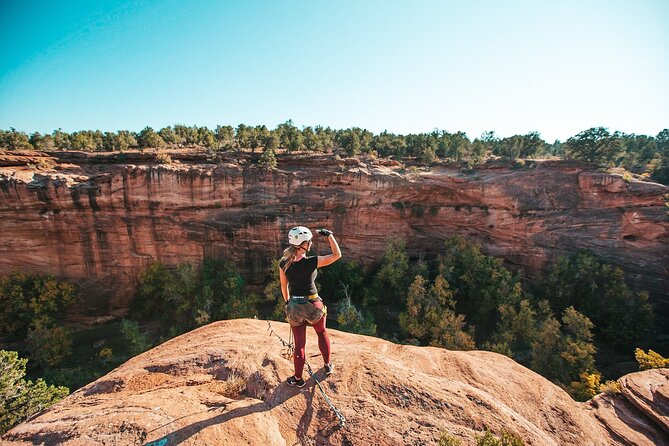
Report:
291,300,330,380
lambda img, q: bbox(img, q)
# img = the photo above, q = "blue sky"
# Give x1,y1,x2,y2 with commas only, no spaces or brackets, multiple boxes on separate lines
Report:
1,0,667,142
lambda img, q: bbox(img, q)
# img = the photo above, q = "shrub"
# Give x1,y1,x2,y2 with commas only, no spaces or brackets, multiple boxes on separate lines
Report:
98,347,113,360
635,348,669,370
336,295,376,336
120,319,151,355
570,372,601,401
475,429,525,446
600,380,621,394
1,350,69,435
155,151,172,164
439,433,463,446
208,370,247,399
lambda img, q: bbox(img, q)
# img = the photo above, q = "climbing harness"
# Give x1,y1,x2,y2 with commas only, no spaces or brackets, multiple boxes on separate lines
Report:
266,320,346,428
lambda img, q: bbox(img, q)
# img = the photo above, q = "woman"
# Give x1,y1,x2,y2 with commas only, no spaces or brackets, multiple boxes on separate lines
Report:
279,226,341,387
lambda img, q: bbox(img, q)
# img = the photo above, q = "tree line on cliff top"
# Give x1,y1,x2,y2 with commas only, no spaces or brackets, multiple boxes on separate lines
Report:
1,123,668,184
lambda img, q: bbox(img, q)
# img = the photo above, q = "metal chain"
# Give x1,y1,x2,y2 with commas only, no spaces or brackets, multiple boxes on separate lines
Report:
266,320,346,428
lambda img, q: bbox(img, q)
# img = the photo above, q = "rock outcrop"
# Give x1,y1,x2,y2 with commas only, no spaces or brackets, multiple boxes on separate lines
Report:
0,150,667,322
4,319,668,445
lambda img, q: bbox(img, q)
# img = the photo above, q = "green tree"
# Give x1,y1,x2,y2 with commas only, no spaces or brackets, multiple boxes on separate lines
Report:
158,126,179,145
214,125,235,150
52,129,71,150
131,260,248,335
173,124,199,145
69,130,102,151
26,323,73,367
475,430,525,446
372,131,407,158
1,350,69,434
530,306,597,389
0,128,33,150
400,275,474,350
438,237,522,342
530,315,564,382
316,260,365,304
302,126,324,152
371,239,411,306
197,126,217,148
0,272,77,342
560,306,596,377
276,120,304,153
258,145,277,169
116,130,137,151
137,126,165,149
337,129,362,156
336,293,377,335
486,299,537,363
619,133,658,174
564,127,622,165
651,129,669,184
543,252,654,351
120,319,151,355
315,125,336,152
29,132,55,151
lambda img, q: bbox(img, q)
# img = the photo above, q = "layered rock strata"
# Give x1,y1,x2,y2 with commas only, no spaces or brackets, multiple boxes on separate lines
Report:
0,150,667,321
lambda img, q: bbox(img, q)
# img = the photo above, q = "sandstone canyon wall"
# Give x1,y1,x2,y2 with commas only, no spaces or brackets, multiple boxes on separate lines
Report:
0,150,667,322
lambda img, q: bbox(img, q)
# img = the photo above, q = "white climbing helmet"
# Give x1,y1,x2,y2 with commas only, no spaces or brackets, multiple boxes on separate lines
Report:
288,226,313,246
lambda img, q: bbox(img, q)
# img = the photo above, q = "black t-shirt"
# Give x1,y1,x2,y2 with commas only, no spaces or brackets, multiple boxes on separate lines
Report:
281,256,318,296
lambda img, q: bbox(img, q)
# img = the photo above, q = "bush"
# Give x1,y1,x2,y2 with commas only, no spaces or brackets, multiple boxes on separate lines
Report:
570,372,601,401
439,433,463,446
475,430,524,446
1,350,68,435
635,348,669,370
600,380,621,394
336,295,376,336
120,319,151,355
155,151,172,164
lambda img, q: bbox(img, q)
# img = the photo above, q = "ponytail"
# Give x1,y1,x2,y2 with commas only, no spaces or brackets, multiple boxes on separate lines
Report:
280,245,299,273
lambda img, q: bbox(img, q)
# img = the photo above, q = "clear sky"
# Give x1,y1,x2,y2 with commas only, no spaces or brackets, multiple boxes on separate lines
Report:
1,0,667,142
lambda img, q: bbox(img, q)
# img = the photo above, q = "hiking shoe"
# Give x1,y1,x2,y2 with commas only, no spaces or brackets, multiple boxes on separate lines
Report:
287,376,306,388
325,362,334,376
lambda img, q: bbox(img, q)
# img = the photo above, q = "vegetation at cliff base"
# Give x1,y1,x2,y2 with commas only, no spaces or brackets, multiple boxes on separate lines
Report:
0,237,661,405
1,124,668,184
0,272,78,367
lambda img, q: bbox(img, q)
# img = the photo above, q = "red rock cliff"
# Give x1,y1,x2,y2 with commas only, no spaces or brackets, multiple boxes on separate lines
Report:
0,151,667,321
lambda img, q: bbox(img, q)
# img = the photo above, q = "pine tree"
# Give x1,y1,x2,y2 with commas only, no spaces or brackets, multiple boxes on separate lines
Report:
1,350,68,434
